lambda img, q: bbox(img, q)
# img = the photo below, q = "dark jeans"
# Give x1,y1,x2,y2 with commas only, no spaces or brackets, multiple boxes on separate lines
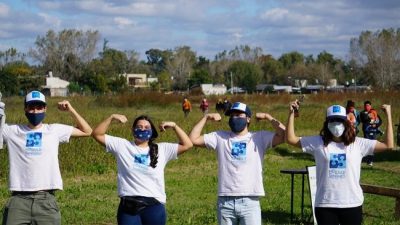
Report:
315,206,362,225
117,200,166,225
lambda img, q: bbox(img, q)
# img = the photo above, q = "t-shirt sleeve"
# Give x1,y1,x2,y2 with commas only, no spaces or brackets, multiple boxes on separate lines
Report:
300,136,323,156
159,142,178,162
256,130,274,151
203,132,219,150
52,124,73,143
356,137,376,156
104,134,126,154
1,124,10,141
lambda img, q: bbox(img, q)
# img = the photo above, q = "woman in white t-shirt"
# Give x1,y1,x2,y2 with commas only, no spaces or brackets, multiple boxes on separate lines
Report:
286,102,393,225
92,114,192,225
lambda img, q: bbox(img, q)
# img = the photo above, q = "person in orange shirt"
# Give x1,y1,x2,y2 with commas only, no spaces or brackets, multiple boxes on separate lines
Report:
182,97,192,118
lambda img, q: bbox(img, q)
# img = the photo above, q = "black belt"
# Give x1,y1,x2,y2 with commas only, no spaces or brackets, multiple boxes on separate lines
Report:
12,190,56,196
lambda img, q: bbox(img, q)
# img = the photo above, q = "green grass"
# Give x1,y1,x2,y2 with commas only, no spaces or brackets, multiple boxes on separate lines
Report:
0,92,399,224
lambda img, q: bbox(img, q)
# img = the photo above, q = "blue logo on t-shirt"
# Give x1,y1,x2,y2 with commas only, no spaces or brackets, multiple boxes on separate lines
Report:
26,132,42,147
329,153,346,179
134,154,149,166
329,153,346,168
231,141,246,161
25,132,42,155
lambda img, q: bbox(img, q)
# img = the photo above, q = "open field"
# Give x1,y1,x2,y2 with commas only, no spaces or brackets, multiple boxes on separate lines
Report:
0,91,399,224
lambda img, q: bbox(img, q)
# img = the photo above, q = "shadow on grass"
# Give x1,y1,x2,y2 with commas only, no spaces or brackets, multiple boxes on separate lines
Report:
262,210,314,225
373,150,400,162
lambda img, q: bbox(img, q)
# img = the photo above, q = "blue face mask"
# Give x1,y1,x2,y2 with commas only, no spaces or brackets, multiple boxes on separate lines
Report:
133,128,153,141
25,112,45,126
229,117,248,133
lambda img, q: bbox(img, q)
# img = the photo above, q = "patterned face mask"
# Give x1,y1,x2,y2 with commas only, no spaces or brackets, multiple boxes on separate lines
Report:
133,128,152,141
328,122,345,137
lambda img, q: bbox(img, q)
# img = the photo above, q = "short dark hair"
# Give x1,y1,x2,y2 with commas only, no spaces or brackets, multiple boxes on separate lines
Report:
364,100,371,105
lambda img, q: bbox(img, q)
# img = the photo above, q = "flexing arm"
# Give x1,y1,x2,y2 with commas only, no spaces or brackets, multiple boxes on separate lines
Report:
286,101,301,148
256,112,286,147
92,114,127,146
160,122,193,155
374,105,394,152
58,100,92,137
189,113,221,147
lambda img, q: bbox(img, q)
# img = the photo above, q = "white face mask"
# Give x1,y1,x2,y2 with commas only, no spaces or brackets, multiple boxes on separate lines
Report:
328,122,345,137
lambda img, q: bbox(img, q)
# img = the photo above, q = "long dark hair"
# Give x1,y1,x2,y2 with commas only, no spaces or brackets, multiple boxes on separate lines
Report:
132,115,159,168
320,119,356,146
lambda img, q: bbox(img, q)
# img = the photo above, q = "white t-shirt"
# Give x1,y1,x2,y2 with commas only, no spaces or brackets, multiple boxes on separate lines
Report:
105,135,178,204
204,130,274,196
301,136,376,208
2,124,73,191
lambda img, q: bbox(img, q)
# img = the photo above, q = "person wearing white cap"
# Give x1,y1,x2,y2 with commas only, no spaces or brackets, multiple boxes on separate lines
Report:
286,102,394,225
1,90,92,225
189,102,286,225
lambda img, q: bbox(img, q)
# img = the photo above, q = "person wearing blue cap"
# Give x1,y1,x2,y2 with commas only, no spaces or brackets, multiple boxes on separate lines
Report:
286,102,394,225
189,102,285,225
0,90,92,225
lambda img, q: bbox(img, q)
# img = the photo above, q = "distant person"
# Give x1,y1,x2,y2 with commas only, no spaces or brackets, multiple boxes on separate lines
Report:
1,90,92,225
189,102,285,225
286,102,393,225
215,99,225,113
346,100,360,134
222,97,231,115
182,97,192,118
200,98,209,114
92,114,192,225
360,100,383,166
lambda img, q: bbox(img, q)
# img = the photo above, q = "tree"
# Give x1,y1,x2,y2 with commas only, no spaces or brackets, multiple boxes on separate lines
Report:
350,28,400,89
165,46,196,90
228,61,262,93
279,51,305,70
29,29,99,80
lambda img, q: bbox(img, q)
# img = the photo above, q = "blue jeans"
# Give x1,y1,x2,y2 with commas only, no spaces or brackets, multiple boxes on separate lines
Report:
117,202,166,225
217,196,261,225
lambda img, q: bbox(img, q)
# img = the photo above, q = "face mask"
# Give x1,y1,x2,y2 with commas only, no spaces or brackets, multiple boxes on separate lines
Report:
25,112,45,126
133,128,152,141
229,117,247,133
328,122,345,137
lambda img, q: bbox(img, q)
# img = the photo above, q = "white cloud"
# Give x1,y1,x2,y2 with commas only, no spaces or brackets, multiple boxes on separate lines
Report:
0,3,10,17
113,17,135,29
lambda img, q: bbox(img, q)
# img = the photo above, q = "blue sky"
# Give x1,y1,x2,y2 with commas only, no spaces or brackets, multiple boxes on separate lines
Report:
0,0,399,61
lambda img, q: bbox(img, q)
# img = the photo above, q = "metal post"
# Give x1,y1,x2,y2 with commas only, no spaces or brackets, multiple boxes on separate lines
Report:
230,72,233,94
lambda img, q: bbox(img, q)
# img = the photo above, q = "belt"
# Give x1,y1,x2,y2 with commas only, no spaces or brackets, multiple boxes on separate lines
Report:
11,190,56,196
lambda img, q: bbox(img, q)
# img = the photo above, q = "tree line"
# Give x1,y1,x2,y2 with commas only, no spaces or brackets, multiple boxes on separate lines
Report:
0,28,399,96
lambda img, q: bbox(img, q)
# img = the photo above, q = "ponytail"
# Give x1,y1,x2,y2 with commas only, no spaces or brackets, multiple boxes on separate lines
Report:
148,139,159,168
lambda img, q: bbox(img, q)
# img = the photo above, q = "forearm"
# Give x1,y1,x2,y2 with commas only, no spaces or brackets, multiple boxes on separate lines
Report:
189,116,207,140
286,111,300,146
92,115,113,137
384,111,394,149
69,107,92,135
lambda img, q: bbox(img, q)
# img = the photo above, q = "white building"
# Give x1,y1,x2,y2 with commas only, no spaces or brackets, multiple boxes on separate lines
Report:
199,84,227,95
42,71,70,97
122,73,156,88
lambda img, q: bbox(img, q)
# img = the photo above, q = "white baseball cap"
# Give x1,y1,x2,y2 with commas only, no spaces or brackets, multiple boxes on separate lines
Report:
326,105,347,121
25,91,46,106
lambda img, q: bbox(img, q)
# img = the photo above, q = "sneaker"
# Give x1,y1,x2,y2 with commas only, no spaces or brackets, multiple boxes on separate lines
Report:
367,162,373,166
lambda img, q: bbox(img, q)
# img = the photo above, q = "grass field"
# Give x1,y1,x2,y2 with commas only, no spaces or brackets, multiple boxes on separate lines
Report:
0,91,399,224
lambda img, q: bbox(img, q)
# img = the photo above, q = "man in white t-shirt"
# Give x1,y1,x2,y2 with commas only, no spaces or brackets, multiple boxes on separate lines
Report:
0,90,92,225
189,102,285,225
